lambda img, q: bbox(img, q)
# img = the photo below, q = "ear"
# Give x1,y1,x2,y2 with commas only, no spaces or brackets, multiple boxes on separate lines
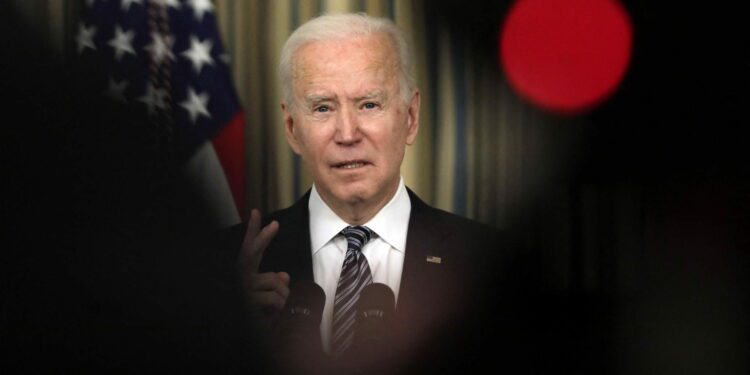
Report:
282,102,302,155
405,90,420,145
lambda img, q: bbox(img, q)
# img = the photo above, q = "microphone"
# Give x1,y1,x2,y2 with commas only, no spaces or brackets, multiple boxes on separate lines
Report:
273,281,326,370
350,283,396,356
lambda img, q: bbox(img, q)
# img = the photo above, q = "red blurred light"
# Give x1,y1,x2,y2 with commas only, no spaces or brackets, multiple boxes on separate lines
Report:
500,0,633,114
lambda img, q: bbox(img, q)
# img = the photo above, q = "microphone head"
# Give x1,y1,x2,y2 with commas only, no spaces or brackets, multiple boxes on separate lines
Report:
353,283,395,352
284,281,325,324
274,282,327,371
357,283,396,316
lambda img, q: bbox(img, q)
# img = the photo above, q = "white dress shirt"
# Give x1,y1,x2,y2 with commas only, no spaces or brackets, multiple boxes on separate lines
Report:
308,178,411,354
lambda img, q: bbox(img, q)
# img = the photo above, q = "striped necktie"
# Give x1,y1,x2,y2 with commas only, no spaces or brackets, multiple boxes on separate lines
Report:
331,225,374,356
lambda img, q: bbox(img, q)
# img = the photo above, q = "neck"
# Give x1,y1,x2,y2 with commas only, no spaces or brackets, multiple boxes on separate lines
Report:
319,181,399,226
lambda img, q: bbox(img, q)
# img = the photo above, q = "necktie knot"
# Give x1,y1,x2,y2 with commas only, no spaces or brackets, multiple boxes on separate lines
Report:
341,226,373,253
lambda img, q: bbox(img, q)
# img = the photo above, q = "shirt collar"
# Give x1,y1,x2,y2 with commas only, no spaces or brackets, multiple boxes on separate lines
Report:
308,177,411,255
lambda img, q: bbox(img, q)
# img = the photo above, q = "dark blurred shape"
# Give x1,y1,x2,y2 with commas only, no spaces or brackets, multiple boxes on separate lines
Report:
0,4,253,373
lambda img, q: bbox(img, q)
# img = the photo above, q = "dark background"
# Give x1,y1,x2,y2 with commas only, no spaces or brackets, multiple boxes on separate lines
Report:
2,1,748,373
426,1,749,373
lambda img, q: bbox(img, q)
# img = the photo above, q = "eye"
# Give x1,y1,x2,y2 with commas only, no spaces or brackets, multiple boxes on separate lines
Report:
362,102,379,110
314,105,330,113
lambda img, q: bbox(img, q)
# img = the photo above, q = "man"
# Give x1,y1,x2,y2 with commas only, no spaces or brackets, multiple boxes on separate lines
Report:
226,13,513,372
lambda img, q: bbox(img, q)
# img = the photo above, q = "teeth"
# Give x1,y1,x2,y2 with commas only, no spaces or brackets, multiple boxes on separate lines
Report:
340,162,363,169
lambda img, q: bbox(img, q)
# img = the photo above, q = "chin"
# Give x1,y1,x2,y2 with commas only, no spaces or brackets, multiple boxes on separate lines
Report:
336,190,370,205
339,177,399,203
332,185,374,205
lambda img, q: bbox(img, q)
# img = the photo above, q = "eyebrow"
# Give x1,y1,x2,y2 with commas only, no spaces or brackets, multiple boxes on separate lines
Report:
354,90,386,101
304,94,335,107
303,90,388,106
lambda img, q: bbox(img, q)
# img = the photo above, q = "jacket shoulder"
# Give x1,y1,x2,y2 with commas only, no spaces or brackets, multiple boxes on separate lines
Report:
408,189,505,244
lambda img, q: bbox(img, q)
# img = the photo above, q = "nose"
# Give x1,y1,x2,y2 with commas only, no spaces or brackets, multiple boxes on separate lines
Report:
333,107,362,146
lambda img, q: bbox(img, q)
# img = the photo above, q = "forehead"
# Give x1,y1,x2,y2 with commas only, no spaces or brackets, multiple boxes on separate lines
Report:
291,34,399,94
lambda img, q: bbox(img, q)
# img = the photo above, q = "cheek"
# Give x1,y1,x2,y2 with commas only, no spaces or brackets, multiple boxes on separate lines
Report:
295,125,329,163
380,134,407,168
385,116,410,152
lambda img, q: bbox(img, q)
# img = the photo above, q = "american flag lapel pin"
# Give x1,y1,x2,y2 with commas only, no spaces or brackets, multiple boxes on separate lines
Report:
426,255,442,264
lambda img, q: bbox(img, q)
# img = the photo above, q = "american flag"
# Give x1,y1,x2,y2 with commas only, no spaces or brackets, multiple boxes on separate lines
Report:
76,0,245,220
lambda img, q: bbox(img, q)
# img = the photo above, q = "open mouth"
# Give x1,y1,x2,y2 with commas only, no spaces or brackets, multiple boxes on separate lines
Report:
333,160,370,169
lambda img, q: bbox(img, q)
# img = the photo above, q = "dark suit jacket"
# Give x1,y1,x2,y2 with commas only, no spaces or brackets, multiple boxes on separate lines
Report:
222,188,529,372
224,189,544,373
215,186,598,374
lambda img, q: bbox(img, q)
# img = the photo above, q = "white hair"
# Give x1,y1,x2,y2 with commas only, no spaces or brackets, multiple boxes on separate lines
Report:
279,13,416,107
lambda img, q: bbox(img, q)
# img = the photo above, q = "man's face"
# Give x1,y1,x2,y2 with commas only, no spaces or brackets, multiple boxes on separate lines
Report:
283,34,419,210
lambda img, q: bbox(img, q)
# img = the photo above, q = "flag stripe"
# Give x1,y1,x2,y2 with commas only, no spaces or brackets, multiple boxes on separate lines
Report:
212,109,246,215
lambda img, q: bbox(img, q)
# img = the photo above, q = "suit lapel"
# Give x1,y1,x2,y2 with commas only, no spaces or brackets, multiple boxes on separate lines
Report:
396,189,451,321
